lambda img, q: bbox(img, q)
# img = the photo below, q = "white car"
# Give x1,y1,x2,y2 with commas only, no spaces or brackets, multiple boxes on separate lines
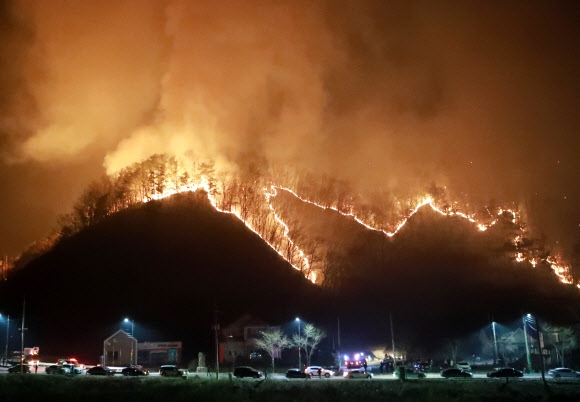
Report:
45,364,71,375
547,367,580,378
305,366,334,378
456,362,471,371
344,369,373,379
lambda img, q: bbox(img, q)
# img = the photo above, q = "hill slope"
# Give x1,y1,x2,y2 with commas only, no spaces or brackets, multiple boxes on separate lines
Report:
1,189,579,364
0,191,321,363
272,189,580,353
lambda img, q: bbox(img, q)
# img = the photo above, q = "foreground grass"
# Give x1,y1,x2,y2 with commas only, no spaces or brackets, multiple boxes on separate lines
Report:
1,376,580,402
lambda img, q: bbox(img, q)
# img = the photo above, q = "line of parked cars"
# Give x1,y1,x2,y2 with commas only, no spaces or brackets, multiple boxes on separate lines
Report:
86,364,189,377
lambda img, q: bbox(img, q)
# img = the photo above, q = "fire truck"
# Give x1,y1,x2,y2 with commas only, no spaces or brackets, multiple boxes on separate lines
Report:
341,351,382,371
6,347,40,366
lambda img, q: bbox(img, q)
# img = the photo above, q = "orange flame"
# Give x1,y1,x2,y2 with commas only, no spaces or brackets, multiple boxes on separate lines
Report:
135,165,575,288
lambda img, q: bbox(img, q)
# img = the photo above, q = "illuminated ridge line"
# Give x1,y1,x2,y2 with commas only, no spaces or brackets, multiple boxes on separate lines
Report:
271,186,575,287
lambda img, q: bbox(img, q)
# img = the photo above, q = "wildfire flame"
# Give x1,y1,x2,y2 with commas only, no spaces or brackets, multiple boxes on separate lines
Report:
270,185,575,287
126,158,575,288
142,175,316,282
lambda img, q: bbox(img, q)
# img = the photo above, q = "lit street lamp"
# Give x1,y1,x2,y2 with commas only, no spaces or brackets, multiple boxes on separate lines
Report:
0,314,9,363
523,314,533,374
491,321,498,366
124,318,136,366
295,317,301,370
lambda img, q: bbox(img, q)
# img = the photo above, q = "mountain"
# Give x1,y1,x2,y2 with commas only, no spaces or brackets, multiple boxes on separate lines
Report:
1,188,578,364
0,191,322,363
271,189,580,353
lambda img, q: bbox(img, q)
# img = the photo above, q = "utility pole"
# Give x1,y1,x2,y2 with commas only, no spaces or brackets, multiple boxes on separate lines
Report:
19,299,27,374
390,312,396,369
4,315,9,361
534,315,546,384
337,316,341,369
492,320,499,366
214,302,219,379
296,318,301,370
523,314,532,374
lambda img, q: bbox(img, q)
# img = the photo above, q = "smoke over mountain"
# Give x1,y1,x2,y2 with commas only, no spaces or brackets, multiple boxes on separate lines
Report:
0,0,579,259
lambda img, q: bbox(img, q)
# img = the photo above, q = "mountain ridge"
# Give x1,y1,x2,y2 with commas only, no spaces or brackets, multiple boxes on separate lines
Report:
0,189,578,364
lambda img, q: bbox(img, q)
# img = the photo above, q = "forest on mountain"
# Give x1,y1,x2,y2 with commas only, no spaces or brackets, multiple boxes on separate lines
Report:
0,154,579,361
9,154,575,291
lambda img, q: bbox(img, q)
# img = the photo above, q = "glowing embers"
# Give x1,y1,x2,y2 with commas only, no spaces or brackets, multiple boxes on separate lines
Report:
547,256,574,286
264,186,314,282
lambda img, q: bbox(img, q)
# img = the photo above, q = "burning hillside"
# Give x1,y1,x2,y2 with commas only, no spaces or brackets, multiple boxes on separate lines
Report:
45,154,576,289
1,1,578,274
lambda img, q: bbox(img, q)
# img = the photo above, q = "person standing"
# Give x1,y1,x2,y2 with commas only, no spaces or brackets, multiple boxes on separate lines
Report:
317,367,322,378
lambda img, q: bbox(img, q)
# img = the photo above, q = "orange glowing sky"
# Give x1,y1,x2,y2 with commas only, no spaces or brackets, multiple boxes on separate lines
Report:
0,0,579,265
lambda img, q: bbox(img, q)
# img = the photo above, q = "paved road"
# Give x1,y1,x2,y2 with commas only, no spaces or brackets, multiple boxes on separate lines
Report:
0,365,564,382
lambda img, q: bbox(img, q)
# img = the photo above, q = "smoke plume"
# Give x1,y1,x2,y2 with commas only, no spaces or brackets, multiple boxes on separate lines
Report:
0,0,578,258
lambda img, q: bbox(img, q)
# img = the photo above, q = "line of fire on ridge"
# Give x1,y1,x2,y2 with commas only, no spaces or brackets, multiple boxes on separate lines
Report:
141,177,575,288
271,186,575,287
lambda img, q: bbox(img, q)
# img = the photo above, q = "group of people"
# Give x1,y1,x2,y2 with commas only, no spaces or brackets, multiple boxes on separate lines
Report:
379,360,395,374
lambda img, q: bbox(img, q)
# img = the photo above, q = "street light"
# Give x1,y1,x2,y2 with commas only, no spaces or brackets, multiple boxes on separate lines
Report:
295,317,301,370
0,314,9,363
491,321,498,366
523,314,533,374
124,318,136,366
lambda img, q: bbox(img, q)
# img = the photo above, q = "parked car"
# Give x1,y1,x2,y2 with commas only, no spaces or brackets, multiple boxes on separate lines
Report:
344,369,373,379
159,365,188,378
547,367,580,378
121,366,149,376
64,363,84,374
455,361,471,371
86,366,115,376
487,367,523,378
441,368,473,378
233,366,263,378
8,364,30,374
305,366,334,378
393,367,426,379
286,368,312,379
46,364,71,375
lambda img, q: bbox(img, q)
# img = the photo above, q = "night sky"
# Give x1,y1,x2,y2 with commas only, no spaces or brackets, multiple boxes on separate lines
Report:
1,0,579,263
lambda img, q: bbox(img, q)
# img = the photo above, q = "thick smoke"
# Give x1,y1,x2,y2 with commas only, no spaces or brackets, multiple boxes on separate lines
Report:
0,0,578,257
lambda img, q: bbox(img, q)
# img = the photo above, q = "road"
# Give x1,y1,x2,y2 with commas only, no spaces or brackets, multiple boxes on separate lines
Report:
0,364,562,382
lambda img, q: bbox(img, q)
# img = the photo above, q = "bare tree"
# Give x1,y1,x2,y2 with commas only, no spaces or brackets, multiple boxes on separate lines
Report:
448,339,459,366
254,329,291,373
215,172,235,212
478,329,494,361
541,323,577,367
497,330,522,363
292,323,326,367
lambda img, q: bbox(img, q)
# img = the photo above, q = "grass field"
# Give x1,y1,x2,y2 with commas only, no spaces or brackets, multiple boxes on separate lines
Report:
1,376,580,402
